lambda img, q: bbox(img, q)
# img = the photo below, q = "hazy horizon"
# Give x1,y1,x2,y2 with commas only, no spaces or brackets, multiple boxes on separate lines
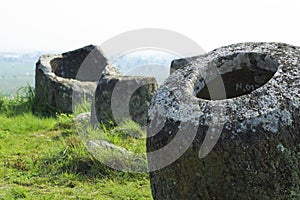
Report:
0,49,179,95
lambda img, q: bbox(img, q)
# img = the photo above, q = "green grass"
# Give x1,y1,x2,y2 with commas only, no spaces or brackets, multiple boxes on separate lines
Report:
0,87,152,199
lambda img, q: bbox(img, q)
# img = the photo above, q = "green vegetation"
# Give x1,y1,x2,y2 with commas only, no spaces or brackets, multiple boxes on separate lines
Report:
0,86,152,199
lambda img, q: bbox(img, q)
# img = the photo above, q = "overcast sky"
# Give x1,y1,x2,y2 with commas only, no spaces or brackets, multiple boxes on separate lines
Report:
0,0,299,53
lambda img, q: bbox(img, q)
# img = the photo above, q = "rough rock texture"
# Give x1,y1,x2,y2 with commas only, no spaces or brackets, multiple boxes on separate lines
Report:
147,42,300,199
35,45,120,114
91,76,158,127
170,57,193,74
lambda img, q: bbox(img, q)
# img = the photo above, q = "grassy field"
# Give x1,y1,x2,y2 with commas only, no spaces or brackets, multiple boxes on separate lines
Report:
0,88,152,199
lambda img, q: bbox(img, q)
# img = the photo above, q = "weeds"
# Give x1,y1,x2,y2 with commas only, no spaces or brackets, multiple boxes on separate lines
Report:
73,93,91,116
0,85,36,116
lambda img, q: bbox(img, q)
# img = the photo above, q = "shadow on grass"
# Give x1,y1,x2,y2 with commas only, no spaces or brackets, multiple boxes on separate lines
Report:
38,154,148,183
37,136,148,184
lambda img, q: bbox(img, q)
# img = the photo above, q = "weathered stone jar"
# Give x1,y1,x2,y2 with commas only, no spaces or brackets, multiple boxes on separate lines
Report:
91,75,157,127
35,45,118,114
147,43,300,199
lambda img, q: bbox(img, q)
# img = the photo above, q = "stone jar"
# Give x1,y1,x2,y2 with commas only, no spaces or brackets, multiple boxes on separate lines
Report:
91,75,158,127
147,43,300,199
35,45,119,114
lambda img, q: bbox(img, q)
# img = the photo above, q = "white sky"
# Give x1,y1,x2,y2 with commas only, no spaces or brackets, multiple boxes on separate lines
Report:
0,0,300,53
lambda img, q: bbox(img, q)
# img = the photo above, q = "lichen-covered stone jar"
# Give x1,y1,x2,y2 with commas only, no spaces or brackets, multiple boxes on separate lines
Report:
147,43,300,199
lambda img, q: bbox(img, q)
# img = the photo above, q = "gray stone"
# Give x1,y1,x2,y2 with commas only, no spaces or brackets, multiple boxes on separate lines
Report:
35,45,120,114
91,76,158,127
147,42,300,199
73,112,91,123
87,140,133,158
85,139,147,172
170,57,192,74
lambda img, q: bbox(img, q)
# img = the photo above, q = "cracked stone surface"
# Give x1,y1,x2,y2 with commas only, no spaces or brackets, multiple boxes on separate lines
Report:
35,45,120,114
147,42,300,199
